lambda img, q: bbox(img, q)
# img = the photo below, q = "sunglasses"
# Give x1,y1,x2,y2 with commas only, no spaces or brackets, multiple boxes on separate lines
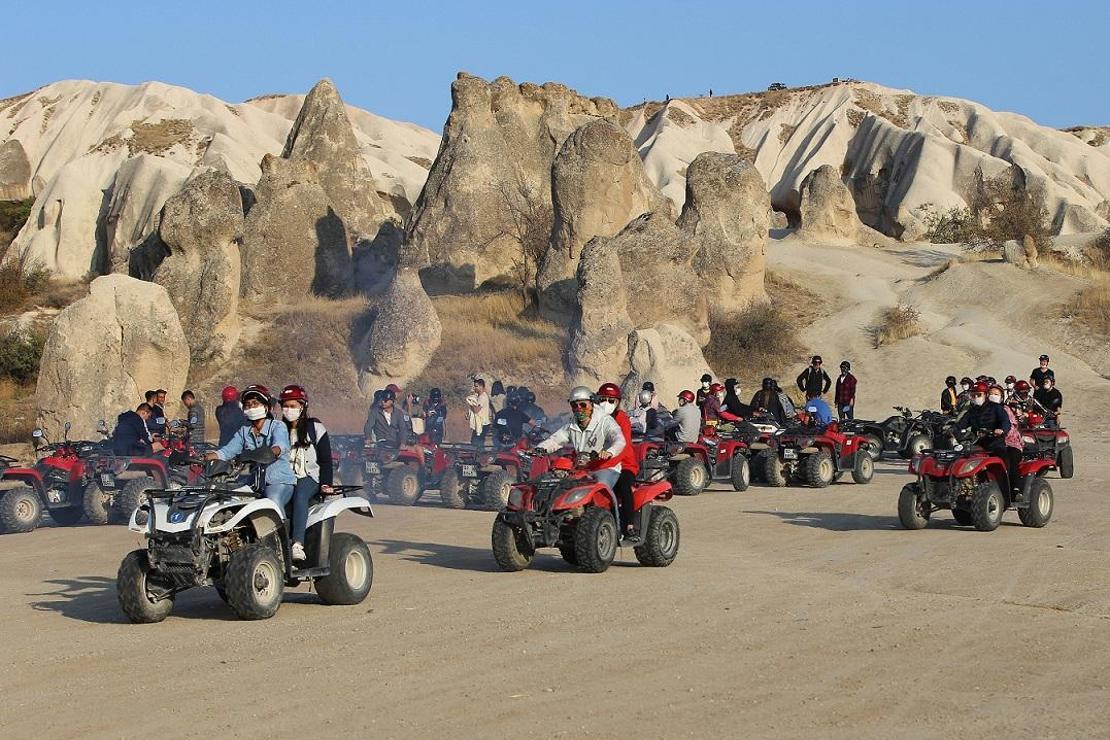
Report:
571,401,592,410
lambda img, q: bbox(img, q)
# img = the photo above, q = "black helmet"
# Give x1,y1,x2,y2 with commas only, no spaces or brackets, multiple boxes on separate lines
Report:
762,377,774,390
380,388,396,402
960,376,973,385
507,391,521,408
428,387,442,402
840,360,850,371
945,376,957,387
700,373,712,383
526,390,536,405
724,377,737,389
641,381,655,392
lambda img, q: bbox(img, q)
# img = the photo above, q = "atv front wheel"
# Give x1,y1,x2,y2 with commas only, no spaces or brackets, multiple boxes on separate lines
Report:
761,451,786,487
851,453,874,484
730,454,750,492
970,480,1005,532
117,550,173,623
438,468,466,509
491,518,534,571
1057,446,1074,479
385,466,421,506
0,486,42,533
634,506,679,567
478,470,514,510
114,476,154,524
1018,478,1054,528
224,543,285,620
803,451,835,488
83,483,111,525
901,433,930,459
671,457,707,495
574,507,618,573
315,532,374,605
897,484,929,530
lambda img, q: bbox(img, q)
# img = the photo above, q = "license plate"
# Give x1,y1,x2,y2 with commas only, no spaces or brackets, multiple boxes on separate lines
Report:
100,473,115,488
460,464,478,478
365,462,381,476
783,448,798,460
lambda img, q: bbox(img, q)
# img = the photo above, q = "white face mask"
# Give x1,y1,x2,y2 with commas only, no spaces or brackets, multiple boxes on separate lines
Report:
988,394,1002,403
282,407,303,422
596,400,616,415
961,384,970,391
701,381,710,390
244,406,267,421
971,396,985,407
1005,383,1014,389
1043,383,1051,390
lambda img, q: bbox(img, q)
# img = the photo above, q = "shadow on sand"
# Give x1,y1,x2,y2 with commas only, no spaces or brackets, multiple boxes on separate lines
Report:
371,538,611,574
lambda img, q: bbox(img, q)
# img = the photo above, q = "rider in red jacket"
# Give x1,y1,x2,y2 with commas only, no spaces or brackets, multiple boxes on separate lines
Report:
596,383,639,537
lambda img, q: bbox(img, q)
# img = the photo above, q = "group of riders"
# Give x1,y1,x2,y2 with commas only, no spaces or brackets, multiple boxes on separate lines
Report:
99,351,1064,561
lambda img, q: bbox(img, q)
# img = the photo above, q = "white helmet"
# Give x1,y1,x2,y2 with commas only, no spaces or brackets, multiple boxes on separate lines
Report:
637,390,653,405
567,386,594,403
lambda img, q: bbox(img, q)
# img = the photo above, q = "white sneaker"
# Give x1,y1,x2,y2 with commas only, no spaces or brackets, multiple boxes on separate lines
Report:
291,542,306,561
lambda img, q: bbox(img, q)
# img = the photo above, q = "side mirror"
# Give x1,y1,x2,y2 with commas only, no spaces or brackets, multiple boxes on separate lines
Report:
96,419,107,432
32,428,43,438
170,420,182,429
63,421,71,441
189,416,198,427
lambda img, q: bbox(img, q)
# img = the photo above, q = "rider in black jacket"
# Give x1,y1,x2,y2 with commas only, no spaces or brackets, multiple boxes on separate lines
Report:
796,356,832,397
112,404,159,456
956,382,1020,494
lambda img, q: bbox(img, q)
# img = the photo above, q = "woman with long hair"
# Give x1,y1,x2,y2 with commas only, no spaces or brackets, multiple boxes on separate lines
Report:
279,384,334,562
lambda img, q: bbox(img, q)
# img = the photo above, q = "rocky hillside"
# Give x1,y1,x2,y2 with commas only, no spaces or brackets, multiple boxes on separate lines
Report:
623,81,1110,239
0,80,439,278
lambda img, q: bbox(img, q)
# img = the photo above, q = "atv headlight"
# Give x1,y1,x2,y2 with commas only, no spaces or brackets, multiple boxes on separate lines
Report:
954,459,980,477
557,487,591,509
1021,435,1035,445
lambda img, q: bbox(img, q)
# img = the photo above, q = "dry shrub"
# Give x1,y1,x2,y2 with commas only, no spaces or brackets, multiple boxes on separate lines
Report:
1090,228,1110,270
874,305,922,348
0,378,36,444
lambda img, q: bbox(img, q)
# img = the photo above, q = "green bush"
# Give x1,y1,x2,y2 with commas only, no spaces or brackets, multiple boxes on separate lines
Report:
0,264,28,312
0,330,45,384
922,206,980,244
706,303,801,377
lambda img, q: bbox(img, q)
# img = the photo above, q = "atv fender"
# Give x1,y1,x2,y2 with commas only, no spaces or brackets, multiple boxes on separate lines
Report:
1019,458,1057,478
305,496,374,530
122,459,169,487
204,498,286,536
1,469,46,495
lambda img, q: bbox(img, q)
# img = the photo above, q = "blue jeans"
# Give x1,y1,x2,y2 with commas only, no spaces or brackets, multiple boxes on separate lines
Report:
265,482,295,509
291,477,319,545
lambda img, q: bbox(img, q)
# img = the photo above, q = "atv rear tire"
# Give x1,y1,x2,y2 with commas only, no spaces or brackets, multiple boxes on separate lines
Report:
438,468,466,509
861,433,884,462
478,470,514,511
224,543,285,620
574,507,618,573
672,457,707,495
83,483,111,525
1057,446,1074,479
803,451,835,488
385,466,421,506
952,508,973,526
315,532,374,605
901,433,930,459
1018,478,1053,528
117,550,173,623
761,451,787,487
0,486,41,533
897,484,929,530
114,477,154,524
730,454,750,492
634,505,679,567
970,480,1005,532
492,518,534,571
851,453,874,484
48,505,84,526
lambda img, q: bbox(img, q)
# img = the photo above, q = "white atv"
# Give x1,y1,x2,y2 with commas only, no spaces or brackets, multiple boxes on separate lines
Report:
117,448,374,623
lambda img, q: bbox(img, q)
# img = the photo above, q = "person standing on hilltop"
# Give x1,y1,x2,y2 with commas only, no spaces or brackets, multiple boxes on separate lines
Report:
796,356,832,398
834,361,857,420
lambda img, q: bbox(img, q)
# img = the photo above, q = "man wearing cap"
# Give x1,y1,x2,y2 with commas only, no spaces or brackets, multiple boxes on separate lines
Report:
796,356,832,398
1030,355,1055,388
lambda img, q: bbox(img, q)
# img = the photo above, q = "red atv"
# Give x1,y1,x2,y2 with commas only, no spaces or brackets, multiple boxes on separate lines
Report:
0,422,108,533
492,450,678,573
442,427,552,510
755,420,874,488
361,436,454,506
1019,410,1073,479
632,436,711,495
331,434,367,487
899,441,1056,531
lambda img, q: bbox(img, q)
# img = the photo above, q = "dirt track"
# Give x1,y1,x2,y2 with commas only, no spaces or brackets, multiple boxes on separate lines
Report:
2,440,1108,738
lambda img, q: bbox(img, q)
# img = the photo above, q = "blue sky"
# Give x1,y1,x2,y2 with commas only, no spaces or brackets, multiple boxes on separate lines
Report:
3,0,1106,132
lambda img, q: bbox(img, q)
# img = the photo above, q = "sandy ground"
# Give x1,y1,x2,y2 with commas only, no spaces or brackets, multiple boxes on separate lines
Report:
3,240,1110,738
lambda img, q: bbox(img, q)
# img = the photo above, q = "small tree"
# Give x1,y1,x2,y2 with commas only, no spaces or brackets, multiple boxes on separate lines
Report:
966,170,1053,253
498,172,553,308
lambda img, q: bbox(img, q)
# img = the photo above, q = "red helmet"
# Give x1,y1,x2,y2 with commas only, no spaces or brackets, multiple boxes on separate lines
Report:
386,383,401,394
971,381,989,394
221,385,239,403
709,382,724,394
596,382,622,401
1014,380,1031,393
279,384,308,404
240,384,272,405
677,389,695,404
1004,375,1017,384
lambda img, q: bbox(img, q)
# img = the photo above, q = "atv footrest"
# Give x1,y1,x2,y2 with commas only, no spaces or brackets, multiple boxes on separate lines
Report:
290,566,329,581
618,534,644,547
